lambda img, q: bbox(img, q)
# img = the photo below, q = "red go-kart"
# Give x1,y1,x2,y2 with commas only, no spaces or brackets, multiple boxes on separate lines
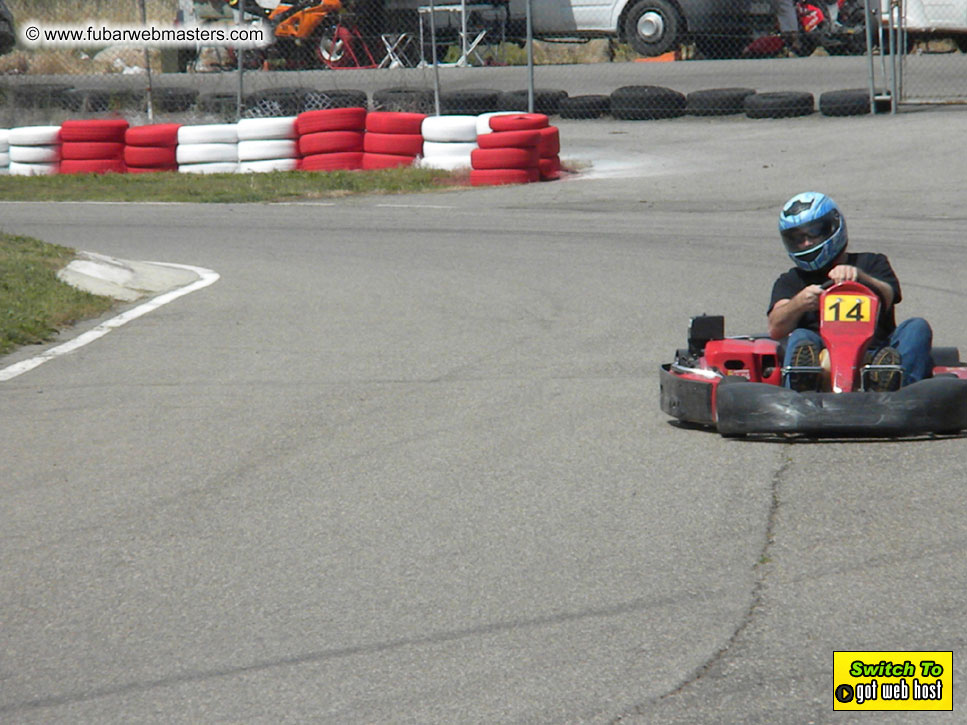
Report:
660,280,967,437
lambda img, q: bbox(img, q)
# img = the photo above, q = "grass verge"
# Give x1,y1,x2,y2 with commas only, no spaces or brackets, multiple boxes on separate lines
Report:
0,231,114,356
0,167,464,203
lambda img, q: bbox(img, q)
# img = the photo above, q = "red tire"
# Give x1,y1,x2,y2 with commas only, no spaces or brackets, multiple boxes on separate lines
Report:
59,158,127,174
296,107,367,135
470,147,539,170
365,111,427,135
488,113,549,132
298,131,364,156
538,126,560,157
362,132,423,157
539,156,561,181
125,123,181,147
470,168,539,186
60,142,125,160
298,152,364,171
476,130,540,150
361,153,415,170
124,145,178,167
126,166,177,174
59,119,130,143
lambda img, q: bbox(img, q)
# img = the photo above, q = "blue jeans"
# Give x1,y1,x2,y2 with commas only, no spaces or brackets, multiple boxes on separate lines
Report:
784,318,933,387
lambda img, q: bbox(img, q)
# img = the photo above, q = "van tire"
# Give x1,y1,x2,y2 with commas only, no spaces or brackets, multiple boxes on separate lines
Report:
624,0,681,57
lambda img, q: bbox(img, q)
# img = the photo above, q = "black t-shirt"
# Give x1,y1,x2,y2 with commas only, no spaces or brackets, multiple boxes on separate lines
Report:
768,252,901,343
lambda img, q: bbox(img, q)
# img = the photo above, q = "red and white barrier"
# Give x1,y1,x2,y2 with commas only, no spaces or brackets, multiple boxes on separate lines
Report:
3,110,562,185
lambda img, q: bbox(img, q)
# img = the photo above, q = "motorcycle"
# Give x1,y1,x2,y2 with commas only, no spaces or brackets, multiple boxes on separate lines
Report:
744,0,871,57
227,0,377,69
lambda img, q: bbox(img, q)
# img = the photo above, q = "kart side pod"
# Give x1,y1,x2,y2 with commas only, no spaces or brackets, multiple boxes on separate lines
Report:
688,314,782,385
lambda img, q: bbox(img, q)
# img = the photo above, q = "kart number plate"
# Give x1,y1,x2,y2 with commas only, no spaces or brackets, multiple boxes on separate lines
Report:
823,295,871,323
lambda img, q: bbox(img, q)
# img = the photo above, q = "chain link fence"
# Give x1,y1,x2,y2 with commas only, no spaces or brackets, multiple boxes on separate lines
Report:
2,0,967,130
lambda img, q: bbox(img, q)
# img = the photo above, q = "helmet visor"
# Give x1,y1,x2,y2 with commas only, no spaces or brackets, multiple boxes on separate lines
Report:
781,210,840,255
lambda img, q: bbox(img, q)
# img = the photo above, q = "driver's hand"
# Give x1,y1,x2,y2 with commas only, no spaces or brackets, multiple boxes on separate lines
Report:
828,264,859,283
797,284,824,311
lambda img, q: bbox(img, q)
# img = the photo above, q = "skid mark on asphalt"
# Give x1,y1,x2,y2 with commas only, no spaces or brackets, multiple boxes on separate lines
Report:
0,263,220,382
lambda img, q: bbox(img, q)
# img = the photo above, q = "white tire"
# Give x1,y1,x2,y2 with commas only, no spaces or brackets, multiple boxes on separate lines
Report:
0,151,9,167
238,158,299,173
177,123,238,145
178,161,239,174
416,154,472,171
9,144,60,163
8,125,61,146
237,116,297,140
0,167,8,175
176,142,238,164
237,139,297,162
476,112,519,136
0,129,8,152
9,161,58,176
421,115,478,143
421,140,477,158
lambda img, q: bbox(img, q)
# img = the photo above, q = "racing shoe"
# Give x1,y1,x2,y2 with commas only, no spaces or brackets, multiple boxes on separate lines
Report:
867,346,902,392
787,342,821,392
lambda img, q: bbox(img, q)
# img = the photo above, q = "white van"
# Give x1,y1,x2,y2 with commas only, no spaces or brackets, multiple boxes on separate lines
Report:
388,0,760,57
896,0,967,32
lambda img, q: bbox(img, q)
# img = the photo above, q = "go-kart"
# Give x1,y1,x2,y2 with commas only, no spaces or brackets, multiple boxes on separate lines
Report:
659,280,967,437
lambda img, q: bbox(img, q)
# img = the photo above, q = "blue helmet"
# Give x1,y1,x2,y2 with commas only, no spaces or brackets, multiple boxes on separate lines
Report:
778,192,848,272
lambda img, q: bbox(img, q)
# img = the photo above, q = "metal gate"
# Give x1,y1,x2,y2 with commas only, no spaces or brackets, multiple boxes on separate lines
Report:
868,0,967,110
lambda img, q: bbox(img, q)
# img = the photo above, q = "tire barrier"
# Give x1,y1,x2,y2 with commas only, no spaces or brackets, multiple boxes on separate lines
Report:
418,114,476,172
58,119,128,175
1,111,566,185
819,89,871,116
296,107,367,171
7,125,61,176
744,91,815,119
177,123,238,175
686,88,757,116
0,129,8,175
362,110,426,165
236,116,298,174
559,95,611,120
470,113,558,186
611,86,687,120
124,123,180,174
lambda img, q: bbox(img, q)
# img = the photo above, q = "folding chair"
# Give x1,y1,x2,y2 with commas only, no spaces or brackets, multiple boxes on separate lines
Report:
379,33,413,68
418,1,495,68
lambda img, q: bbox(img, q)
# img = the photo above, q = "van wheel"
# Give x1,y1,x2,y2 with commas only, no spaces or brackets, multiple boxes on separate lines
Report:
624,0,681,57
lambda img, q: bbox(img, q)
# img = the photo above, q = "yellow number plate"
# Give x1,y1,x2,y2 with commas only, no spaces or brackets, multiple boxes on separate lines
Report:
823,295,872,323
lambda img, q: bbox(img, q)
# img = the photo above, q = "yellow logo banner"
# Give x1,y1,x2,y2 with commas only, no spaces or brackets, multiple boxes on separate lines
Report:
834,651,952,711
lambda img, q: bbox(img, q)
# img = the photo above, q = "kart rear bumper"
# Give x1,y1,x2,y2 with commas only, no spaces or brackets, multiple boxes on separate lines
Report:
716,377,967,437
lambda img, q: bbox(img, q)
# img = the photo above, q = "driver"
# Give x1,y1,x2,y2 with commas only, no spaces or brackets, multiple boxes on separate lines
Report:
767,191,933,391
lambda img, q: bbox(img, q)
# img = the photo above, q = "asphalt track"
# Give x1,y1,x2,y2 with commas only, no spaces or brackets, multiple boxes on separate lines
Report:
2,107,966,723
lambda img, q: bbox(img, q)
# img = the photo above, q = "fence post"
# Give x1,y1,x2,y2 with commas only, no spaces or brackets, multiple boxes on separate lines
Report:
525,0,534,113
139,0,154,121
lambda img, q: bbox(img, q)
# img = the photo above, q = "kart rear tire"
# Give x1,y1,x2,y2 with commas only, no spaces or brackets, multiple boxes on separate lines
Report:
931,347,961,367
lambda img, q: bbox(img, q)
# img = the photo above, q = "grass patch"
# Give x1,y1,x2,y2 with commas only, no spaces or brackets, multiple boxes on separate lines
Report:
0,231,114,355
0,167,464,203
